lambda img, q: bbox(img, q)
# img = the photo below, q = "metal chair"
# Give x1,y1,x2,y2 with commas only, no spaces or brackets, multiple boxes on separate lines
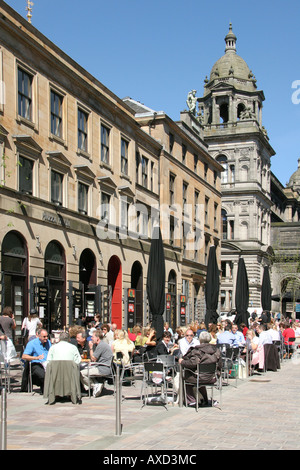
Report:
87,357,116,398
216,344,239,387
156,355,176,404
140,362,168,409
182,362,222,412
0,352,10,393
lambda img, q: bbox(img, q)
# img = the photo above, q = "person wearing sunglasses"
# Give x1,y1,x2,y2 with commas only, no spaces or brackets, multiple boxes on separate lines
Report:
178,328,200,357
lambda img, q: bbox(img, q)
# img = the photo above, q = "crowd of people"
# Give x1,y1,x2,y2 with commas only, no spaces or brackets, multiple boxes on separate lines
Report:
1,305,299,404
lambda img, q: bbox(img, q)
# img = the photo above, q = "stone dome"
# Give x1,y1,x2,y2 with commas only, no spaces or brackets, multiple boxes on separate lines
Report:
210,53,252,82
288,158,300,192
208,24,257,92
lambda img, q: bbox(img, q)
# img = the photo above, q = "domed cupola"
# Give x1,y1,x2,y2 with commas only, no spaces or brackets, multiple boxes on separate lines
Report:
207,24,257,94
288,158,300,193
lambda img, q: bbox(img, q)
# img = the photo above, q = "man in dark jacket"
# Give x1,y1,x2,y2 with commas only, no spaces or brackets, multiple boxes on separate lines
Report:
179,331,222,406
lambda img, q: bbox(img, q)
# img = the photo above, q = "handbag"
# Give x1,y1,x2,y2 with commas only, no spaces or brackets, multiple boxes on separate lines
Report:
21,318,29,338
22,327,29,338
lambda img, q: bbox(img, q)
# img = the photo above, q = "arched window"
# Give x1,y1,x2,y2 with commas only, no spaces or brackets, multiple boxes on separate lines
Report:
240,164,249,182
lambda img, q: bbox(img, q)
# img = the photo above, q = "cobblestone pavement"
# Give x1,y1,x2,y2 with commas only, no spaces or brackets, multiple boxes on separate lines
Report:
3,356,300,451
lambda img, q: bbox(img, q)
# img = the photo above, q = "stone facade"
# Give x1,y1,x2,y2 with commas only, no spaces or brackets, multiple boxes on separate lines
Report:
195,25,275,311
0,3,222,348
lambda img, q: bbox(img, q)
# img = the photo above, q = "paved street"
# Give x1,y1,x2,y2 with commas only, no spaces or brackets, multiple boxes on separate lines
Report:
3,357,300,451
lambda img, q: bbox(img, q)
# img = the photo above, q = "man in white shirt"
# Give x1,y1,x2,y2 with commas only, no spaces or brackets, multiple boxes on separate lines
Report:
179,329,200,357
47,332,81,364
256,324,273,346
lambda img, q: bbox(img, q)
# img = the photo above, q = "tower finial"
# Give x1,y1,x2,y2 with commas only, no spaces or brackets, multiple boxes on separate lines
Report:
26,0,34,24
225,23,237,53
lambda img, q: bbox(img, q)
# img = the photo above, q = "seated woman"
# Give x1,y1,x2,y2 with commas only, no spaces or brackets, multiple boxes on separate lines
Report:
179,331,222,406
111,330,135,366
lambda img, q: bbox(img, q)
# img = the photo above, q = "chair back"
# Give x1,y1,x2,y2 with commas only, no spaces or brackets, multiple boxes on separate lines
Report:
157,355,175,367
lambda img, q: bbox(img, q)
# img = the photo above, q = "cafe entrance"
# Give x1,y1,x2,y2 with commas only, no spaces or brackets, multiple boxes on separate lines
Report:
131,261,143,325
108,255,122,328
1,231,28,351
44,241,66,332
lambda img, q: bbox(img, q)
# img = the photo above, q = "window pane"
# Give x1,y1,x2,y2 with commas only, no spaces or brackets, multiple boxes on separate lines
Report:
101,125,110,163
121,138,128,175
51,91,62,137
19,156,33,194
78,182,88,214
51,170,63,205
78,109,88,152
18,69,32,120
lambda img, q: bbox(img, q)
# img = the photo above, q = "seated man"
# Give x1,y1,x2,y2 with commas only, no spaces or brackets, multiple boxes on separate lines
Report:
179,331,222,406
80,329,113,397
178,328,200,357
76,330,91,359
47,332,81,364
256,324,273,346
231,324,246,347
22,328,51,393
217,325,237,346
155,331,179,356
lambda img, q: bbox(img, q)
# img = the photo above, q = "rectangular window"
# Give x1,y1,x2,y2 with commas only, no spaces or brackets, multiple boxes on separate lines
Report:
194,154,198,172
101,124,110,164
121,138,128,175
51,170,63,205
182,144,187,165
136,152,140,184
205,197,209,225
169,174,175,206
169,134,174,155
194,190,199,220
150,162,154,192
18,156,33,194
78,182,88,215
183,182,188,207
169,133,174,155
141,156,148,188
120,198,128,229
204,163,208,181
214,203,218,230
18,68,32,121
50,90,63,138
101,192,111,223
78,108,88,152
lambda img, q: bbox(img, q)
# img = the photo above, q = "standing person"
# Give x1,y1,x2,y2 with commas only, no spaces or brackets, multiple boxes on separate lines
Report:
22,309,43,343
0,306,16,342
22,329,51,393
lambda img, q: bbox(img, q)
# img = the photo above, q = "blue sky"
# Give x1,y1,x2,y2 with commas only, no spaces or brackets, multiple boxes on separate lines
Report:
6,0,300,186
